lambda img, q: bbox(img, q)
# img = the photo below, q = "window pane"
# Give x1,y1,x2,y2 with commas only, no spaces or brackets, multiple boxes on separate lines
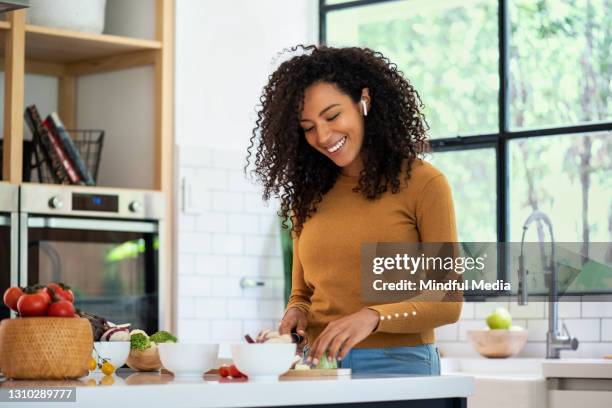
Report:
509,132,611,242
428,149,497,242
326,0,499,138
509,132,612,294
509,0,612,129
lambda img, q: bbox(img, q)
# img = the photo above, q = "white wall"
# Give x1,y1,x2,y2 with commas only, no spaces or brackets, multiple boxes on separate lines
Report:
175,0,318,149
173,0,318,354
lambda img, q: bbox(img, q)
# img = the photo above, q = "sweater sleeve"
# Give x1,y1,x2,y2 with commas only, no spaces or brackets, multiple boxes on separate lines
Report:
285,234,313,316
367,174,463,334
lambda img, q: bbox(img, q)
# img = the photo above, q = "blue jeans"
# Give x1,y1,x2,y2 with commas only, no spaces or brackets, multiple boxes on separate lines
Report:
337,344,440,376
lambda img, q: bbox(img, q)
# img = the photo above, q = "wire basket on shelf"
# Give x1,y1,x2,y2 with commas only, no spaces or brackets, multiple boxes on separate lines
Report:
27,129,104,185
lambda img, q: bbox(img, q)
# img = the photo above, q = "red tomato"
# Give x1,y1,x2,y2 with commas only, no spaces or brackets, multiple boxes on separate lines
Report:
3,287,23,312
47,300,75,317
45,283,74,303
37,288,51,305
17,293,49,317
62,288,74,303
229,364,245,378
219,366,230,378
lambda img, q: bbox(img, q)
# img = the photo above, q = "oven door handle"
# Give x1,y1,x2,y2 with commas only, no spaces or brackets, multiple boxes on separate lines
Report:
27,217,158,233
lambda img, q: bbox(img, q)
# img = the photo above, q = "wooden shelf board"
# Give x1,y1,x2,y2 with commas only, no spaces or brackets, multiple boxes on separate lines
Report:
0,20,10,30
19,181,162,193
22,24,162,64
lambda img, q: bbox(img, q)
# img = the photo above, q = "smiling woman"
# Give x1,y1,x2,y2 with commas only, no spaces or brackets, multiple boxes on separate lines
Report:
245,45,462,375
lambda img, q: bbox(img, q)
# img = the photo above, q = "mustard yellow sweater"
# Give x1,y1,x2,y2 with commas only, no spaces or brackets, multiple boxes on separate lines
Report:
286,159,462,348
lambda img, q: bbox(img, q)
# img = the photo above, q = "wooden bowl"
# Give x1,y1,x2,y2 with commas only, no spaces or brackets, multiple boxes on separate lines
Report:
0,317,93,379
126,346,162,371
467,329,528,358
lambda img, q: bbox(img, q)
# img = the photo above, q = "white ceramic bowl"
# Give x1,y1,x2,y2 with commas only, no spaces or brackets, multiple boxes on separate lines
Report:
92,341,130,370
231,343,296,382
158,343,219,377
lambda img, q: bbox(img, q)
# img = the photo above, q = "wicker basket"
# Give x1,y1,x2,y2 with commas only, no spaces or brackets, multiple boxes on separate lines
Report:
0,317,93,380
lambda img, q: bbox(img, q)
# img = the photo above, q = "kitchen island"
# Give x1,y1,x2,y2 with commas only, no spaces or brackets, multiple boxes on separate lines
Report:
0,370,474,408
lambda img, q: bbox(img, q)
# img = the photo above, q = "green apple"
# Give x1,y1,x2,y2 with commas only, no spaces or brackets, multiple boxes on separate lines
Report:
486,307,512,329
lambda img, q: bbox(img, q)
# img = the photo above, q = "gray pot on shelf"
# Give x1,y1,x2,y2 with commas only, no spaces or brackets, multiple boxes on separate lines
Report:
26,0,107,34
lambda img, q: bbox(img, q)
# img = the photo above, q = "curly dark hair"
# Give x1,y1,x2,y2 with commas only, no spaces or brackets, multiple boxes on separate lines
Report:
246,45,430,234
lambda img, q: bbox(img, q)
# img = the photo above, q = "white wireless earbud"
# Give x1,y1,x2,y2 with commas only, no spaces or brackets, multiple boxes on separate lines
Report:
361,99,368,116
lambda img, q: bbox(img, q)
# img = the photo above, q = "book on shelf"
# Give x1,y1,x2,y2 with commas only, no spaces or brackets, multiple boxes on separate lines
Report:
24,105,71,184
42,119,82,184
46,112,95,186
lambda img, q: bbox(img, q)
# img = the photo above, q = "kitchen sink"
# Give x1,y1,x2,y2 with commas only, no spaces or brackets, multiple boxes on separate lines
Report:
441,357,612,408
442,357,544,378
441,357,546,408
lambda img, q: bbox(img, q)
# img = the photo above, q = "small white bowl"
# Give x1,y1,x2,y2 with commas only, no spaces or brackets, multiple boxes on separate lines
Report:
231,343,296,382
92,341,130,370
158,343,219,377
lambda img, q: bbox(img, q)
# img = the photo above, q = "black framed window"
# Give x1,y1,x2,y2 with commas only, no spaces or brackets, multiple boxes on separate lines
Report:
321,0,612,295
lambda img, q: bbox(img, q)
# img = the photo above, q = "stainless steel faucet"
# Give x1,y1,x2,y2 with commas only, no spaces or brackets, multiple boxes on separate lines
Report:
517,210,579,359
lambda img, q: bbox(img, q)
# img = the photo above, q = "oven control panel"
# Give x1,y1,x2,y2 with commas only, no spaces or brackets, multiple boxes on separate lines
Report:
72,193,119,212
20,184,164,220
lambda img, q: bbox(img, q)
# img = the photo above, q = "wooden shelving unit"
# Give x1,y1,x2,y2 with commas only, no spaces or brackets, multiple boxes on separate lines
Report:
0,0,175,330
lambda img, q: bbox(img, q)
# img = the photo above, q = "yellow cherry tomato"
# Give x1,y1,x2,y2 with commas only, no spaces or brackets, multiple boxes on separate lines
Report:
100,375,115,386
88,357,97,371
101,361,115,376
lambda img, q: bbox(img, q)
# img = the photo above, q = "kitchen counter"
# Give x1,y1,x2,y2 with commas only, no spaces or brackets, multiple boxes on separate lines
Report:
542,358,612,379
0,370,474,408
543,359,612,408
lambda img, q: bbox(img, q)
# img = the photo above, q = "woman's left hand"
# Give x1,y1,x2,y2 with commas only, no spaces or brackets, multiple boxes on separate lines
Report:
306,308,379,366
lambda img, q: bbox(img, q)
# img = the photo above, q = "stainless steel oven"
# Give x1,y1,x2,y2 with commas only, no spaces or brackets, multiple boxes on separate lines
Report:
0,183,18,320
19,184,165,334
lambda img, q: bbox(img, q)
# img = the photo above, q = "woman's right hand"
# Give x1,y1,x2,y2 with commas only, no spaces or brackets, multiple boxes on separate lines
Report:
278,307,308,348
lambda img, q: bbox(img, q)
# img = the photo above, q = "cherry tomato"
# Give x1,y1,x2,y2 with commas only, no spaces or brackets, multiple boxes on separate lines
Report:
47,300,75,317
3,287,23,312
17,293,49,316
219,365,230,377
88,357,97,371
101,361,115,376
45,283,74,303
229,364,245,378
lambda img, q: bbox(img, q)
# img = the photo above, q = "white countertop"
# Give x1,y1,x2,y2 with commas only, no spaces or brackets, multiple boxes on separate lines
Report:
1,372,474,408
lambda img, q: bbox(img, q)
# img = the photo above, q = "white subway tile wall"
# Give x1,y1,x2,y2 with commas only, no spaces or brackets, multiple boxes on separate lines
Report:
602,319,612,341
177,146,285,352
177,148,612,358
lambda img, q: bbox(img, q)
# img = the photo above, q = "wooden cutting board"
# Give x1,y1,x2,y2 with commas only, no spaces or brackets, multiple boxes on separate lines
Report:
281,368,351,378
203,368,351,381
